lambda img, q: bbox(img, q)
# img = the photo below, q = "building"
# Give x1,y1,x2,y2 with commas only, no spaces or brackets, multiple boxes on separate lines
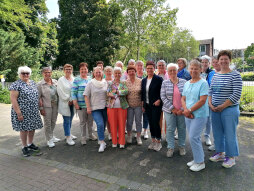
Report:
199,38,214,57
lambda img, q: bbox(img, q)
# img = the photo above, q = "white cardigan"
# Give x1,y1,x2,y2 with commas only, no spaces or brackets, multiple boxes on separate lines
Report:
57,76,74,116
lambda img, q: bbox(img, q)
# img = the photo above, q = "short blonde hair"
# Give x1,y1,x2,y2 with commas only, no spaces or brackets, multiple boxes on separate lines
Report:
63,64,73,70
18,66,32,78
189,59,202,69
104,66,113,72
167,63,178,71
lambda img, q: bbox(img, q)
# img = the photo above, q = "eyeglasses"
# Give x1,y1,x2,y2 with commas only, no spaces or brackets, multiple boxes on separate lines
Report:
21,73,30,75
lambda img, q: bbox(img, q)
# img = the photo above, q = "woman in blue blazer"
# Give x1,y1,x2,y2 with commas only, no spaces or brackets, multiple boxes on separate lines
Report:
141,61,163,152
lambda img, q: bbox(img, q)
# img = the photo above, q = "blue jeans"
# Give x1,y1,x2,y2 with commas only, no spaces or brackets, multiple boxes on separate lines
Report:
204,109,212,138
212,105,240,157
92,108,107,141
62,105,74,136
143,112,149,130
185,117,207,163
164,112,186,149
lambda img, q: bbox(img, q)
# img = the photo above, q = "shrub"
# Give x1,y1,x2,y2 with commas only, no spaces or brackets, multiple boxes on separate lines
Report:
51,70,64,80
0,84,10,104
241,72,254,81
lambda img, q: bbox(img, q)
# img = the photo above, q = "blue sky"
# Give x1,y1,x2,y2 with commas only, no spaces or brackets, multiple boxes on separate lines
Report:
46,0,254,50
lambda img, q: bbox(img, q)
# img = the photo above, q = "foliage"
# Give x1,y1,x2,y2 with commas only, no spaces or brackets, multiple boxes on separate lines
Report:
244,43,254,68
114,0,177,63
0,84,10,104
241,72,254,81
51,70,64,80
232,58,244,70
56,0,122,70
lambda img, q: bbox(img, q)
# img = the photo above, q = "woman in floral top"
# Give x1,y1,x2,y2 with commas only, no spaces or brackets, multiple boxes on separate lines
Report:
107,67,128,148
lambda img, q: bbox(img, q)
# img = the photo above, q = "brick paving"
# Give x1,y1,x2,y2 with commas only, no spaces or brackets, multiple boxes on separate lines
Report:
0,153,110,191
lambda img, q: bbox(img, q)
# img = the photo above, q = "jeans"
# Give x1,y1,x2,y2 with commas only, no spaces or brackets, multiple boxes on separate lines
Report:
127,107,142,133
204,109,212,138
92,108,107,141
212,105,240,157
185,117,207,163
164,112,186,149
62,105,74,136
143,112,149,130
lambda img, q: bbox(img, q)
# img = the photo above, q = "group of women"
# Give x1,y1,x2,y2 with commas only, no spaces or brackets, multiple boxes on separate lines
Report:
9,50,242,172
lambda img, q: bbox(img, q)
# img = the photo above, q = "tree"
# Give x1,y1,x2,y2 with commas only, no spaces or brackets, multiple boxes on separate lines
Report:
115,0,177,63
56,0,122,70
244,43,254,70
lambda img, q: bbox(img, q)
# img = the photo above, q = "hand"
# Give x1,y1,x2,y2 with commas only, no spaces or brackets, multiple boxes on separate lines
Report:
87,107,92,114
17,114,24,121
68,101,73,106
74,104,80,110
209,104,217,112
40,110,46,116
142,107,145,113
183,109,191,118
214,104,225,112
153,100,161,106
108,92,115,98
171,108,178,116
176,110,183,115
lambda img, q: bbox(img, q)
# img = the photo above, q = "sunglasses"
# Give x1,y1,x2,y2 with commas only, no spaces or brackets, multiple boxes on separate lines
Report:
21,72,30,75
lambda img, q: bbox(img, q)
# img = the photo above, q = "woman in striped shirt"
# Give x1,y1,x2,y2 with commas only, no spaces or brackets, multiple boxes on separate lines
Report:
209,50,242,168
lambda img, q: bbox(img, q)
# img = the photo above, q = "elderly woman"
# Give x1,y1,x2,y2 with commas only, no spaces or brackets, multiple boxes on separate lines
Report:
115,61,125,81
142,61,163,151
209,50,242,168
84,67,108,152
107,67,128,148
57,64,75,146
71,62,97,146
9,66,43,156
122,59,135,80
161,63,186,158
104,66,114,140
136,61,149,139
177,58,191,81
38,67,59,148
156,60,169,80
181,60,209,172
126,66,142,145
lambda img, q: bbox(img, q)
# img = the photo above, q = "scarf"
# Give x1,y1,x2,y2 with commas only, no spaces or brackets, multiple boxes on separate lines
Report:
91,78,106,88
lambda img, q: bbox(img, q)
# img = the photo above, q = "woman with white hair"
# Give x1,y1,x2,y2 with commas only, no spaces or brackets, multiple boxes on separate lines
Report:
115,61,126,81
161,63,187,158
9,66,43,157
107,67,128,148
84,67,108,152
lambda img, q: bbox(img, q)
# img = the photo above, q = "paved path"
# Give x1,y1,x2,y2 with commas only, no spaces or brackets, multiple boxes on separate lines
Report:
0,103,254,191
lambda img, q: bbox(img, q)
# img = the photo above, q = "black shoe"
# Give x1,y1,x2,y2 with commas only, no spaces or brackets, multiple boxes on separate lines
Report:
22,147,30,157
27,143,39,152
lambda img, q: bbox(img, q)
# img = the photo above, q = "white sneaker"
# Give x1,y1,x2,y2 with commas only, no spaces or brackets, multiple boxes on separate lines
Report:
47,139,55,148
71,134,77,140
89,134,97,141
112,144,117,148
52,136,60,143
127,135,132,144
81,137,87,145
166,149,174,158
205,137,212,146
144,130,149,139
148,142,156,150
187,160,195,167
119,144,125,149
66,137,75,146
174,134,178,140
153,142,162,152
98,142,106,152
190,163,205,172
137,136,142,145
208,145,215,151
108,134,112,141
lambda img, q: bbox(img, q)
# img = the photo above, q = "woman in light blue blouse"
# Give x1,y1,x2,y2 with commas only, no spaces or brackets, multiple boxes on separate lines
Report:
209,50,242,168
181,60,209,172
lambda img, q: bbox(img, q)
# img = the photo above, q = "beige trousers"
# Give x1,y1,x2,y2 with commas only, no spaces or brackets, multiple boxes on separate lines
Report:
77,108,93,138
43,103,58,141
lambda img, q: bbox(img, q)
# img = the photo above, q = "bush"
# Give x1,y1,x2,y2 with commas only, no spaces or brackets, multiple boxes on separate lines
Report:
241,72,254,81
0,84,10,104
51,70,64,80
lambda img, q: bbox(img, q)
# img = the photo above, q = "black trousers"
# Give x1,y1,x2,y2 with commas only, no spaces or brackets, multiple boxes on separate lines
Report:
145,103,162,140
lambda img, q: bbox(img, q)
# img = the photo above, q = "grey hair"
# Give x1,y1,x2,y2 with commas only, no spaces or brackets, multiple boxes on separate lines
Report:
177,58,187,67
18,66,32,78
201,55,211,63
104,66,113,73
167,63,179,71
41,67,52,73
128,59,135,64
157,60,166,66
135,60,144,66
114,66,122,73
115,61,123,68
189,59,202,69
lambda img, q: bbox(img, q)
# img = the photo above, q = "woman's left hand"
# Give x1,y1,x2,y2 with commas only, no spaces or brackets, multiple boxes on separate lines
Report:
153,100,161,106
183,109,191,118
68,101,73,106
214,104,225,112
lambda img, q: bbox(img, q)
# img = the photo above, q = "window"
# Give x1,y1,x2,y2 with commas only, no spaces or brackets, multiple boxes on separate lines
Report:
200,45,206,52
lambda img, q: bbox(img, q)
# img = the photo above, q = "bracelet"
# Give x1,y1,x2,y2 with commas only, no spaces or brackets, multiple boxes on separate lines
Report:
189,108,192,113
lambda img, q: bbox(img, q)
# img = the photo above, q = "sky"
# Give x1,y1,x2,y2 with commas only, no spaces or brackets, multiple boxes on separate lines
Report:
46,0,254,50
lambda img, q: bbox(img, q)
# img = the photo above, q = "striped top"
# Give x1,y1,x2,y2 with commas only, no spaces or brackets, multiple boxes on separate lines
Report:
161,78,186,113
71,76,91,108
209,71,242,107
